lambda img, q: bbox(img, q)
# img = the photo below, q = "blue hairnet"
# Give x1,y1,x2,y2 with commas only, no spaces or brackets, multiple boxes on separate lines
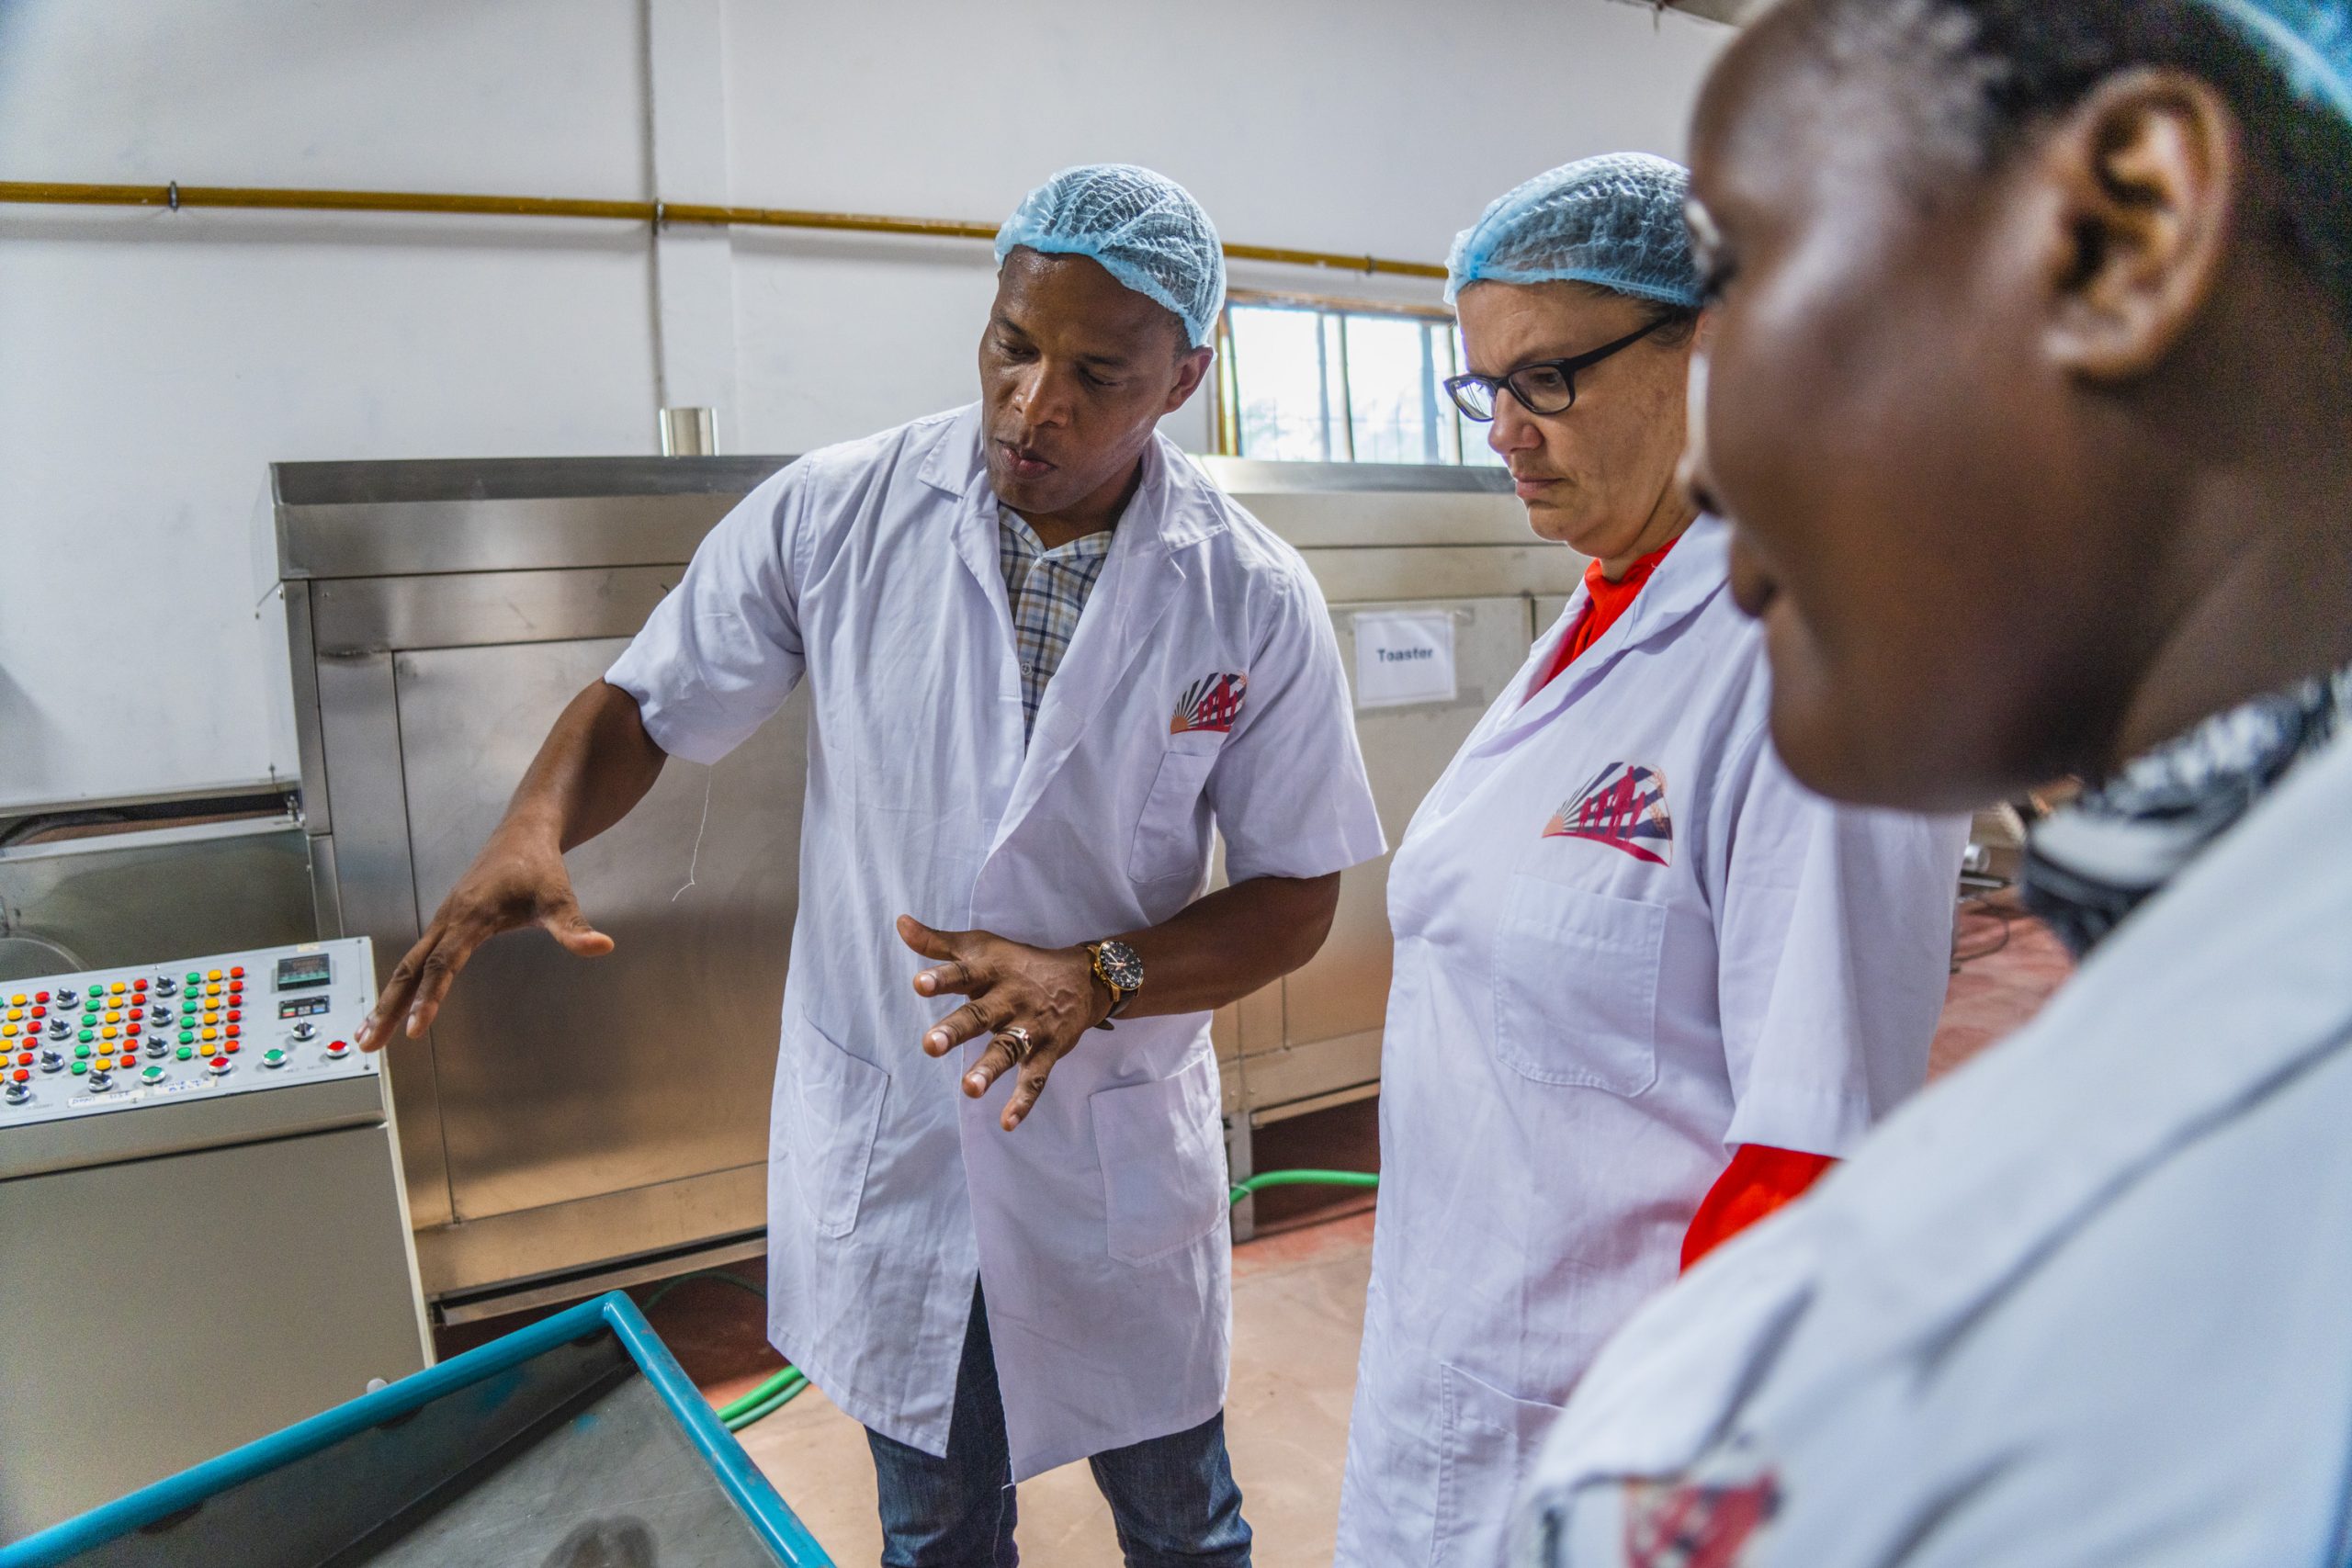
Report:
994,164,1226,348
1445,152,1702,310
2193,0,2352,124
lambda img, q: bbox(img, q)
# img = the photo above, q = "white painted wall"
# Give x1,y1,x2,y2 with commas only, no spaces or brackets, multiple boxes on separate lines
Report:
0,0,1728,813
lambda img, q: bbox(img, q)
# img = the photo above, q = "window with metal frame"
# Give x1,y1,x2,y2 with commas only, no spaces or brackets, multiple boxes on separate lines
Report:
1211,293,1506,468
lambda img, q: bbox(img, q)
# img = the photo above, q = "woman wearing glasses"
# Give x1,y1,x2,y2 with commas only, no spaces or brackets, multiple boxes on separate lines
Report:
1333,154,1970,1568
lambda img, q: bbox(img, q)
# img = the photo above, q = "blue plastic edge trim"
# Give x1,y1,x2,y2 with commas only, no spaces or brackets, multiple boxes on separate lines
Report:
594,1293,834,1567
0,1290,831,1568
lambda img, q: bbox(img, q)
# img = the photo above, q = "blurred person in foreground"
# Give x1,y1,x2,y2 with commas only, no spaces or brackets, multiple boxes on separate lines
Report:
1510,3,2352,1563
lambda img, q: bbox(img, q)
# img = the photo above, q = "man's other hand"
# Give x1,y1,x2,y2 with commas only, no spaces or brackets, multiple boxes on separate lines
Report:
898,914,1111,1131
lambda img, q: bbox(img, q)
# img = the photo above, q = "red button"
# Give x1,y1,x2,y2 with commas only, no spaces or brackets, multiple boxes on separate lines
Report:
226,1024,241,1039
231,966,244,978
10,1069,25,1083
224,1041,240,1054
30,1006,44,1020
133,978,147,992
117,1055,135,1069
327,1040,349,1055
14,1051,29,1066
126,1023,140,1038
209,1055,229,1068
34,991,48,1003
227,1010,242,1023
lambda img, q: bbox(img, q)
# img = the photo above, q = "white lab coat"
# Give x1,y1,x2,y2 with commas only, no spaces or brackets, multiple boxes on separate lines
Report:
605,404,1384,1479
1509,732,2352,1567
1337,518,1967,1567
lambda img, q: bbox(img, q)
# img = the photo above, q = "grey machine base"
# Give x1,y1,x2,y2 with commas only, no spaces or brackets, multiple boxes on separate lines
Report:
0,1119,430,1542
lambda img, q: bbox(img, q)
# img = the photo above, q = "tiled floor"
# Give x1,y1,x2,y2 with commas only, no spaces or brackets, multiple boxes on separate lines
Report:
435,906,2074,1567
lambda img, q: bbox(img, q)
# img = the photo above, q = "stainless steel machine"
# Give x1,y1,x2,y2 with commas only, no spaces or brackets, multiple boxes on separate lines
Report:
0,937,430,1542
275,454,1570,1298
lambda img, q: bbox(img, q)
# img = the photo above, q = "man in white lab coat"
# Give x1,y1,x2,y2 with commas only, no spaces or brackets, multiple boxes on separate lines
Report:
360,164,1384,1567
1507,2,2352,1563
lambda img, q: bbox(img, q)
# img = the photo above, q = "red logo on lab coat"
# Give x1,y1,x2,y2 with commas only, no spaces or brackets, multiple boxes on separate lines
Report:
1544,762,1673,865
1171,673,1247,735
1622,1471,1779,1568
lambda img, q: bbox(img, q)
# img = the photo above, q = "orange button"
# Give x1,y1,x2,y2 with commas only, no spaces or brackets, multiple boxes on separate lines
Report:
225,1024,241,1039
230,966,245,979
223,1041,241,1055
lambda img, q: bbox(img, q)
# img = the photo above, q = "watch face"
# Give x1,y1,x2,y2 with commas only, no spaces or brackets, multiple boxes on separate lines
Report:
1096,941,1145,993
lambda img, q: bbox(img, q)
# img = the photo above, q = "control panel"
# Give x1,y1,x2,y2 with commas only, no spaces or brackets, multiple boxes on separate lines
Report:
0,938,378,1129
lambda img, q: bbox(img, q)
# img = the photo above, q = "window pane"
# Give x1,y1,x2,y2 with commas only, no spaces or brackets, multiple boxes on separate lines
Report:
1323,314,1353,461
1426,323,1462,465
1227,305,1331,461
1343,314,1433,464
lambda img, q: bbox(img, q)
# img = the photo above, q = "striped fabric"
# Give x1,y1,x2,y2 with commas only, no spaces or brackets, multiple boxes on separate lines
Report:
998,508,1114,739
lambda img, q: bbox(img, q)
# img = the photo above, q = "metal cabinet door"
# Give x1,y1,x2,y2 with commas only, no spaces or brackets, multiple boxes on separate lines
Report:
392,638,805,1271
1238,596,1536,1114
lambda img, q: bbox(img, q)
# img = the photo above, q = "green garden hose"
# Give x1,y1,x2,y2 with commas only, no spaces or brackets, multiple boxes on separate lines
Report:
1228,1168,1380,1205
666,1169,1381,1434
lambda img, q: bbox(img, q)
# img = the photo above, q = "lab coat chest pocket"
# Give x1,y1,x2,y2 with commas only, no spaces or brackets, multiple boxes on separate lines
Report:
1127,733,1225,884
1090,1053,1226,1265
1492,875,1665,1096
786,1016,890,1239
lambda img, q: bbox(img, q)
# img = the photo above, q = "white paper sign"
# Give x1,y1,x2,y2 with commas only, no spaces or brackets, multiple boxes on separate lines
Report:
1354,610,1458,710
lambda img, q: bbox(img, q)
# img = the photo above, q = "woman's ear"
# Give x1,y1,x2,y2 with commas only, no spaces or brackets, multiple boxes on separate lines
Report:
2033,68,2244,382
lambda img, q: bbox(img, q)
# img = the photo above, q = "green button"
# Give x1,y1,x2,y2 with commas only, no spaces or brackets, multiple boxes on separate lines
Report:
69,1061,86,1076
263,1048,285,1064
75,1036,92,1051
178,1030,193,1044
175,1045,194,1061
141,1066,164,1083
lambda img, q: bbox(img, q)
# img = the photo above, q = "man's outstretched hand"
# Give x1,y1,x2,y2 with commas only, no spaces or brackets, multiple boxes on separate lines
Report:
356,836,614,1052
899,915,1111,1131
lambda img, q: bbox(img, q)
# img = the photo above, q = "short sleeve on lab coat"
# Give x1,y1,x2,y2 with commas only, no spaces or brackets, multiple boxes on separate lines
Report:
1210,569,1387,884
605,464,808,766
1710,728,1966,1156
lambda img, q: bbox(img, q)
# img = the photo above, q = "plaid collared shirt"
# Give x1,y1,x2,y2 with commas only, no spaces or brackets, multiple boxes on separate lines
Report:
998,508,1114,740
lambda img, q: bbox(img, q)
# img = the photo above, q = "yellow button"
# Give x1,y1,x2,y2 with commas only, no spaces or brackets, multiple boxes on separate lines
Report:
104,1010,121,1025
7,994,23,1006
5,1009,19,1022
201,1028,218,1043
203,1010,220,1025
109,981,126,995
101,1026,119,1041
206,970,222,982
206,983,222,998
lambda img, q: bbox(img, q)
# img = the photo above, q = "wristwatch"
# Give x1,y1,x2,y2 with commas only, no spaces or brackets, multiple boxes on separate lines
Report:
1083,940,1145,1030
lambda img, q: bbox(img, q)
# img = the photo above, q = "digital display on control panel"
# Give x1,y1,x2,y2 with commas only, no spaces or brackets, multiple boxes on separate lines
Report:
276,953,333,991
278,996,332,1019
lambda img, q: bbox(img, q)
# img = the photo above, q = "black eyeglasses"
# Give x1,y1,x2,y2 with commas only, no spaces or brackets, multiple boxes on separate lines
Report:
1443,318,1669,423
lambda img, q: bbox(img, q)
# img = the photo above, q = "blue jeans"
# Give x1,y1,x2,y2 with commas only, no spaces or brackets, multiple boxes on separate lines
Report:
865,1288,1251,1568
